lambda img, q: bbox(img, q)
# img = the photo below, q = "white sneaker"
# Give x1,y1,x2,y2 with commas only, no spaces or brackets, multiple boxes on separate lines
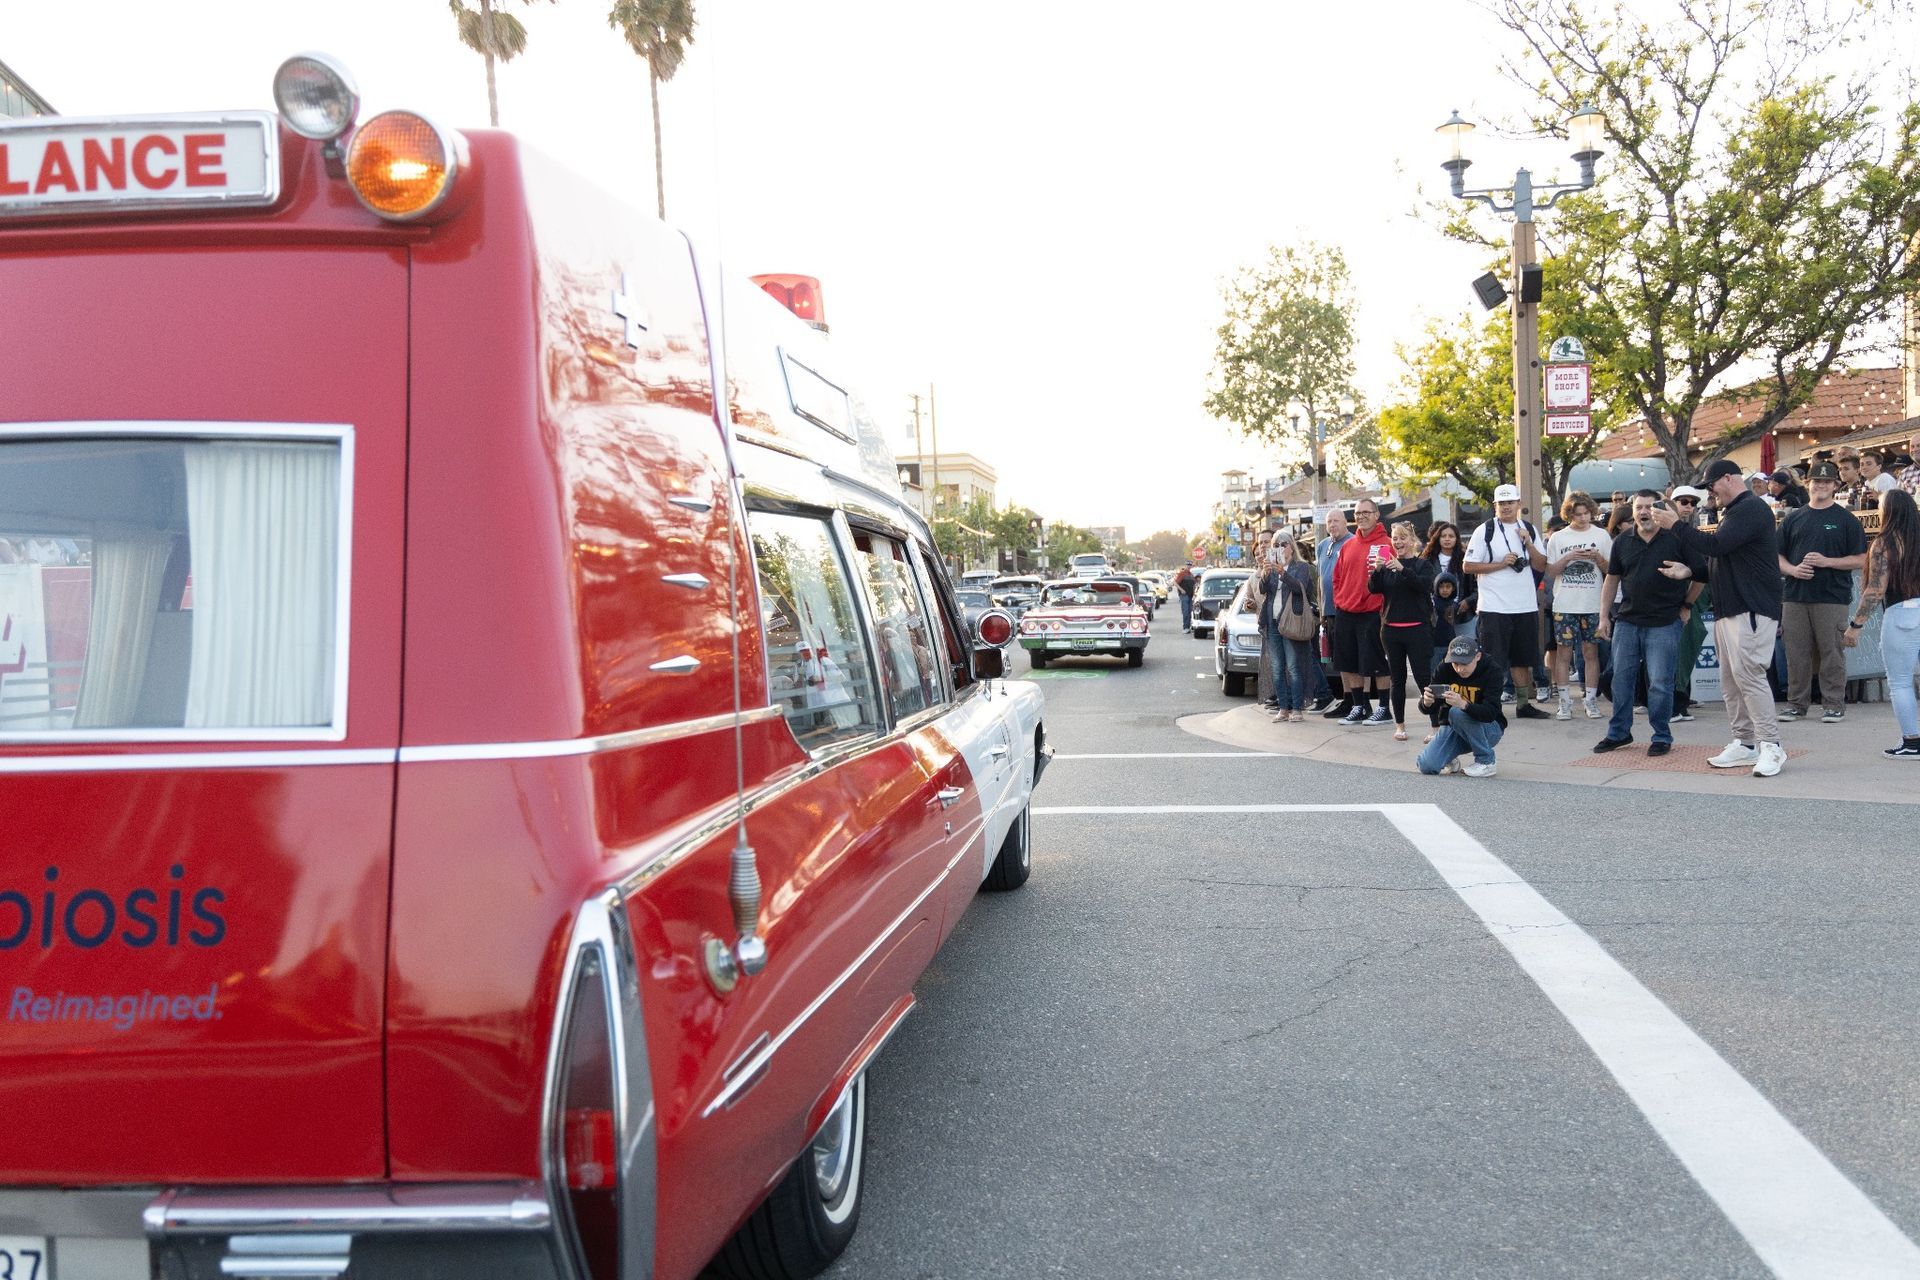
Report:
1752,742,1787,777
1584,696,1602,719
1708,741,1759,769
1555,700,1572,721
1463,761,1498,778
1438,759,1463,775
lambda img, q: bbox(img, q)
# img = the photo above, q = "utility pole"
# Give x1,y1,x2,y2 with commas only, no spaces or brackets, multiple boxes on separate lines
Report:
908,392,927,519
1511,213,1544,522
927,383,943,522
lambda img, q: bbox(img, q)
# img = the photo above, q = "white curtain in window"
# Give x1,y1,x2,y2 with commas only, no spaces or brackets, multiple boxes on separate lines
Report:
73,533,172,728
184,442,339,728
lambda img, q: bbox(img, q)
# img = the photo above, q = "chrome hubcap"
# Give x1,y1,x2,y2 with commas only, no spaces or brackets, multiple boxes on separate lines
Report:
811,1080,857,1203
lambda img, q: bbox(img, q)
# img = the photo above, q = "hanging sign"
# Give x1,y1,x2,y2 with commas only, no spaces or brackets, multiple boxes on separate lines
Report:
1548,336,1588,362
1545,411,1592,438
1543,363,1591,410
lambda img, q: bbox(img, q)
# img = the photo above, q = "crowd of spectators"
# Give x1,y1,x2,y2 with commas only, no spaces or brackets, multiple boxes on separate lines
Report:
1243,425,1920,776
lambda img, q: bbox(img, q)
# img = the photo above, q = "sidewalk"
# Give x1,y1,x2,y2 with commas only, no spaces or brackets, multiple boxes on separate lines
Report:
1185,695,1919,803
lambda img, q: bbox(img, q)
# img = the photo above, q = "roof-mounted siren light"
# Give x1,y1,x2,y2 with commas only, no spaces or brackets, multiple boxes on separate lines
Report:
273,52,361,142
751,274,828,332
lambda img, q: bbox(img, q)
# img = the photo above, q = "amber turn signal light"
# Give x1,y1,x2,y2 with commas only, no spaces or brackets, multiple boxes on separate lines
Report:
346,110,459,220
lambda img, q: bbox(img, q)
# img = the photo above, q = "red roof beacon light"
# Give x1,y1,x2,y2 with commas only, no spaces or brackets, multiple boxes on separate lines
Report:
751,273,828,331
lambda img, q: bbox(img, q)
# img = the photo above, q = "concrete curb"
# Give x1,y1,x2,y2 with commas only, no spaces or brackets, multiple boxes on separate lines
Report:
1179,697,1920,803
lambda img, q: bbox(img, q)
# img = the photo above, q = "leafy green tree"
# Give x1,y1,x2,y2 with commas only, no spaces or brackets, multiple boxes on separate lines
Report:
448,0,554,127
1462,0,1920,483
609,0,697,220
1381,254,1611,510
1204,242,1358,470
1130,530,1191,569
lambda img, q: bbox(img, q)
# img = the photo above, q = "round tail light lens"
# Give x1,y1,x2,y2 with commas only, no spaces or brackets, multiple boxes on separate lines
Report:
977,611,1014,647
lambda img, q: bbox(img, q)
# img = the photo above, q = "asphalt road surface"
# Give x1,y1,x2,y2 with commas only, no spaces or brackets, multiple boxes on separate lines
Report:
822,613,1920,1280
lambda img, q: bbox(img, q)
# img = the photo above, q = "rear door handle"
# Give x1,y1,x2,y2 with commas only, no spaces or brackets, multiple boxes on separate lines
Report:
988,744,1010,760
935,786,964,808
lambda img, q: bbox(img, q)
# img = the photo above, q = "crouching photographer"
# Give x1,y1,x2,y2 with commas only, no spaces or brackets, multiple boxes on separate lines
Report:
1416,635,1509,778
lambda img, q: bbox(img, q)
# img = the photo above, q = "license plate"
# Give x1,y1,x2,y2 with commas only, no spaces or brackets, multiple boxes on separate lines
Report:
0,1238,48,1280
1072,638,1098,649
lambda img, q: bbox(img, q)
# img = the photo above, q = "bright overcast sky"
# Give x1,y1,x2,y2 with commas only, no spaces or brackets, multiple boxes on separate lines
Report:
11,2,1605,538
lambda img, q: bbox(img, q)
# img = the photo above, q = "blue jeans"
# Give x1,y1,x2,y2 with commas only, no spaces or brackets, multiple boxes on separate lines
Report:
1265,631,1311,711
1883,603,1920,739
1607,619,1682,745
1417,707,1504,772
1179,593,1193,630
1308,627,1331,700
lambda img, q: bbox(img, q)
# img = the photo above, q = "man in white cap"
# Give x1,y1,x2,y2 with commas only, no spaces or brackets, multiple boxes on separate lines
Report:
1667,484,1711,719
1463,483,1551,718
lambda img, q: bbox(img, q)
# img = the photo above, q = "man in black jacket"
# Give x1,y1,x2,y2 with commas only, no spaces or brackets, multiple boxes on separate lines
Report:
1653,459,1788,777
1416,636,1507,777
1593,493,1706,757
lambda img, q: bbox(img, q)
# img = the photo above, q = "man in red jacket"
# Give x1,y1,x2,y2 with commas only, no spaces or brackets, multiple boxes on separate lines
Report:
1331,497,1395,725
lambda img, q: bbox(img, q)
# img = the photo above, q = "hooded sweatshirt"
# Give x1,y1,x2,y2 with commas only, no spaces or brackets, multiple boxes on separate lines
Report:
1333,521,1394,613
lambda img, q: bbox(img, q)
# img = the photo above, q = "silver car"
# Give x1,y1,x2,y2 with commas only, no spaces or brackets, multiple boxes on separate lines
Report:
1214,581,1262,697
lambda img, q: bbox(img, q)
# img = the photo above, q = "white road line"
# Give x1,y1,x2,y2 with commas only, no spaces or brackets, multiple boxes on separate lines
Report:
1052,752,1278,760
1034,801,1920,1279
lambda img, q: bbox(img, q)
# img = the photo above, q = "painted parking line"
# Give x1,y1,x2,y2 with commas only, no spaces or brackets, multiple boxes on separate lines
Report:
1053,752,1278,759
1030,801,1920,1280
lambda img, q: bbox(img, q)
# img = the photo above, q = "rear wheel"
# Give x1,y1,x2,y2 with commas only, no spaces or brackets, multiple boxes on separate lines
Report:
983,800,1031,891
1126,648,1144,668
712,1074,868,1279
1222,670,1248,696
1029,650,1049,670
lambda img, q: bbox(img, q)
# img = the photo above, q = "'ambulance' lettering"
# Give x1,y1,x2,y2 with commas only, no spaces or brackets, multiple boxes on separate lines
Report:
82,138,126,190
131,136,176,190
182,134,224,188
35,141,78,194
0,145,26,197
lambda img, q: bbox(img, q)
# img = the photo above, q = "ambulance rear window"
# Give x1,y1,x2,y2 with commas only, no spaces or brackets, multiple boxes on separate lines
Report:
0,431,345,739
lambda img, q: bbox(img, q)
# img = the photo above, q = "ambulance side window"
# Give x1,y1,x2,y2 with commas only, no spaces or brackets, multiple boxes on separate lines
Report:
747,510,884,752
850,531,945,718
912,544,975,693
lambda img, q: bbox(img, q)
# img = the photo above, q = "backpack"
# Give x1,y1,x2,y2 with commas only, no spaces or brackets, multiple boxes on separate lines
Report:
1474,517,1539,568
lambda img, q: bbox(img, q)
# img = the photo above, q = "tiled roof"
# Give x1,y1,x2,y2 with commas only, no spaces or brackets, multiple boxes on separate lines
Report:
1597,367,1907,460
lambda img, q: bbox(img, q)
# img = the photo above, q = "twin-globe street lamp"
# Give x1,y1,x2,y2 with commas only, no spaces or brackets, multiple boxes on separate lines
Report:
1436,104,1604,523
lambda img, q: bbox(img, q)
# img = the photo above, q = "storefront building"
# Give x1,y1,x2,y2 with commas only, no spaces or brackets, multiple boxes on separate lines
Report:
0,58,53,118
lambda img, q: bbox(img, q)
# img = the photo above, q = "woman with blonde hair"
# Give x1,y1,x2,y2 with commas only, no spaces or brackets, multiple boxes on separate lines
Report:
1265,533,1321,722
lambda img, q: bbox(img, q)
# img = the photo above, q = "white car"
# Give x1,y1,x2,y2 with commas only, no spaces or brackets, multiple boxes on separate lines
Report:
1214,582,1262,697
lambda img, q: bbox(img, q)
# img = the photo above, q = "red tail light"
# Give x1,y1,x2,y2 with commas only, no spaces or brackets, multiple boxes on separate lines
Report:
557,950,619,1279
978,612,1013,647
751,273,828,329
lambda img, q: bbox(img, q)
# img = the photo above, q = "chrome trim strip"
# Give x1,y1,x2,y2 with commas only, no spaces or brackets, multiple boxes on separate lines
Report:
398,707,783,763
0,420,354,745
702,827,975,1118
661,572,711,590
648,655,701,674
0,748,395,775
142,1183,551,1236
668,495,713,513
0,708,785,773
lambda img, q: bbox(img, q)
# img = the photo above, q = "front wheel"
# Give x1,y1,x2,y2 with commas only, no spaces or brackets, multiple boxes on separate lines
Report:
983,802,1031,891
711,1074,868,1279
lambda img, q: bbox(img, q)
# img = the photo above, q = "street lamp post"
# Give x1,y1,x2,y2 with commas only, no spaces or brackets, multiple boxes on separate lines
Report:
1437,105,1603,523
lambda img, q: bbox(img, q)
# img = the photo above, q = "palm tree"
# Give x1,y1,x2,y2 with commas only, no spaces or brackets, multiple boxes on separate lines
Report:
608,0,696,220
449,0,554,127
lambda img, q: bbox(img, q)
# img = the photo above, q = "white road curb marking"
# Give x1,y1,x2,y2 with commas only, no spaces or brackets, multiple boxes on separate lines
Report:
1053,752,1279,759
1031,801,1920,1279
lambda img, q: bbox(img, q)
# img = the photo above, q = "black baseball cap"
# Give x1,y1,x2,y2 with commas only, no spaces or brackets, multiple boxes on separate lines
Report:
1444,636,1481,664
1809,461,1841,481
1701,459,1743,485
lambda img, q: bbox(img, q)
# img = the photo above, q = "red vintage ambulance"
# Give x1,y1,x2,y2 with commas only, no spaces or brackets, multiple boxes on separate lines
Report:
0,54,1047,1280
